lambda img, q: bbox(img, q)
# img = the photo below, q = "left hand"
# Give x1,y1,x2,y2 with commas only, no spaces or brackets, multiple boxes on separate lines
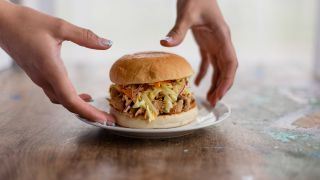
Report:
160,0,238,106
0,1,115,123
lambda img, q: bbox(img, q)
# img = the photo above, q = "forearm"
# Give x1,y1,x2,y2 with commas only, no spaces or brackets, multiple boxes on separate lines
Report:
200,0,229,32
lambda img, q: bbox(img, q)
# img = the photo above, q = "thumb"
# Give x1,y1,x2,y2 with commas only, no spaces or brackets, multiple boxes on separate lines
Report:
62,21,112,50
160,18,191,47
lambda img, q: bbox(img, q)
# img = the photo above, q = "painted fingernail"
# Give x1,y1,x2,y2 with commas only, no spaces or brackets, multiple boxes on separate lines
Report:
194,79,199,86
161,36,173,43
107,121,116,127
102,120,115,126
99,38,113,47
211,101,216,107
207,94,211,101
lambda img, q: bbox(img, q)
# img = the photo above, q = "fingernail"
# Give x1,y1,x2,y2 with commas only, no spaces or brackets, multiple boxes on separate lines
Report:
208,99,215,106
107,121,116,127
99,38,113,47
102,120,115,127
207,94,211,101
162,36,173,43
194,79,199,86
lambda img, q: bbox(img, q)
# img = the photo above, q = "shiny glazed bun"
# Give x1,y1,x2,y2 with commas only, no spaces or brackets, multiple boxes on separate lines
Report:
110,51,194,85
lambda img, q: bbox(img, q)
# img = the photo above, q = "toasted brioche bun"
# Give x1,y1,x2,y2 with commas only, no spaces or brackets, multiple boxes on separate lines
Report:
111,107,198,129
110,51,193,85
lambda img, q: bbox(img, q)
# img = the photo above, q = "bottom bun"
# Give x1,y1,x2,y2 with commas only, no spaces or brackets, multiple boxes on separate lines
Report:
111,107,198,129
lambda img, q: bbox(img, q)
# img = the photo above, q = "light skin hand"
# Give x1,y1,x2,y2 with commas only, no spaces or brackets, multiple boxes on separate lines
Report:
0,1,115,124
161,0,238,107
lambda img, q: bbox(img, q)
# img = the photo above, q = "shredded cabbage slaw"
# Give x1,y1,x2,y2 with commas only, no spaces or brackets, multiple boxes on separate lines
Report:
111,78,192,121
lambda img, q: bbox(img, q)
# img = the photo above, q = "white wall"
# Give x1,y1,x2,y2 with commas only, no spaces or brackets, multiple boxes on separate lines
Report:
0,50,12,71
16,0,318,69
54,0,317,66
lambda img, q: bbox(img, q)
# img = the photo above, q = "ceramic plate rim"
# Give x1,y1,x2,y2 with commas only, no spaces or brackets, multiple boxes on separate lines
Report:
77,97,231,133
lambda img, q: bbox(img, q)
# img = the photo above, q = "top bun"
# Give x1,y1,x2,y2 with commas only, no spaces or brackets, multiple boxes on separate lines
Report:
110,51,194,85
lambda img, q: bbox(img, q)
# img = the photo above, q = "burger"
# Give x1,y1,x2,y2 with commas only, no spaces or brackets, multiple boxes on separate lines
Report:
108,51,197,129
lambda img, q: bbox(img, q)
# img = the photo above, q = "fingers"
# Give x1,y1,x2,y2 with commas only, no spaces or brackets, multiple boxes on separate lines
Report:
207,57,220,105
57,86,114,123
58,88,115,124
57,19,112,50
42,87,114,123
43,88,59,104
44,66,115,123
43,91,93,104
79,93,93,102
160,16,191,47
195,49,210,86
208,56,237,106
208,77,234,107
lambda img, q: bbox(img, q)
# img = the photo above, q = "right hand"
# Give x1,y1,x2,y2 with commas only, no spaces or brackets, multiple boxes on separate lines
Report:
161,0,238,107
0,1,115,124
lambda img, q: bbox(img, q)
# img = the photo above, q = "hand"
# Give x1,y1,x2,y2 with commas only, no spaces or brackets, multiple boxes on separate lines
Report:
161,0,238,106
0,1,115,124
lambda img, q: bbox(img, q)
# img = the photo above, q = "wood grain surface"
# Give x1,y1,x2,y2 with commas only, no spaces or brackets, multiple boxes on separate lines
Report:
0,62,320,180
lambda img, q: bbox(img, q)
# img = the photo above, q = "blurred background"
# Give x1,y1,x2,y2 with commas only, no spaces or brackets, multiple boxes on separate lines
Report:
0,0,318,96
1,2,320,178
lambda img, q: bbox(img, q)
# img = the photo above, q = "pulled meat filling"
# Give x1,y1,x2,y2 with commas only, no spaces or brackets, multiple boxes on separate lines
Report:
108,78,196,121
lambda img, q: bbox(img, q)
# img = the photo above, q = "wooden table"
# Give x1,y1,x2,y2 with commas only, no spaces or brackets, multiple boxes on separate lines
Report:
1,61,320,180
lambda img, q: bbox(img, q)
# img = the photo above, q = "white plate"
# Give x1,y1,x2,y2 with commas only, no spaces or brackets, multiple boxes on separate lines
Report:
77,97,231,139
